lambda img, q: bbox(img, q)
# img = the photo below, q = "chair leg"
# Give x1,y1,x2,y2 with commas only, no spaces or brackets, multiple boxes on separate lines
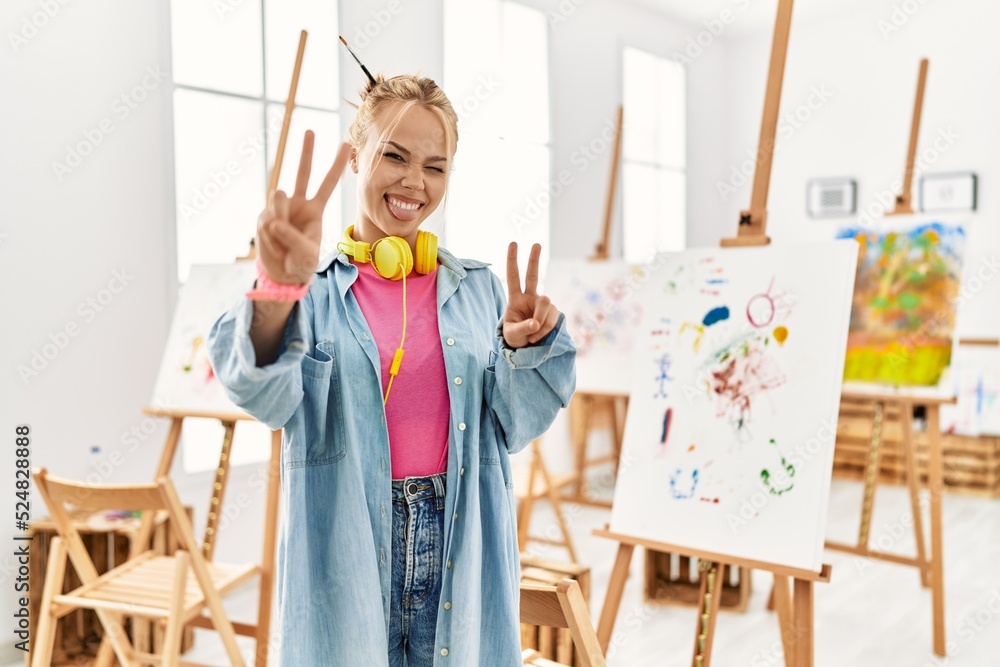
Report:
94,607,141,666
93,637,116,667
31,536,68,667
162,551,190,667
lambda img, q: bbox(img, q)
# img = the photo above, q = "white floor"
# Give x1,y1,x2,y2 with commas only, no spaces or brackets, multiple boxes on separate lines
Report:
12,476,999,666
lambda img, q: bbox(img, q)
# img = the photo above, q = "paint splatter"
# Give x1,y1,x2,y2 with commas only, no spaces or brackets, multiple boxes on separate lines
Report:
705,334,786,432
653,353,673,398
669,469,699,499
773,326,788,344
702,306,730,327
687,444,695,452
760,438,796,495
660,408,672,445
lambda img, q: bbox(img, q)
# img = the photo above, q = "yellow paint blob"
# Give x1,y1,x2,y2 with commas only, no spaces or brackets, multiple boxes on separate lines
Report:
773,326,788,345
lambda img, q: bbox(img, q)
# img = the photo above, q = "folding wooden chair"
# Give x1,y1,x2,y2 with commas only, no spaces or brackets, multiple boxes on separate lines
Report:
521,579,606,667
31,468,260,667
515,438,579,562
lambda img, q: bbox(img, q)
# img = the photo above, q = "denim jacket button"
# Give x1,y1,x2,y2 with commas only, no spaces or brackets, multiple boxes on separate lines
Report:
444,601,451,610
459,467,465,476
458,422,466,431
453,376,462,385
440,648,449,657
446,559,452,569
446,337,455,346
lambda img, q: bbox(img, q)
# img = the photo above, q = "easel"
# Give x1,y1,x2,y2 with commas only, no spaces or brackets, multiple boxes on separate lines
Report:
516,438,579,562
825,390,954,656
561,106,631,509
139,410,282,666
595,2,833,665
823,58,953,657
95,31,310,667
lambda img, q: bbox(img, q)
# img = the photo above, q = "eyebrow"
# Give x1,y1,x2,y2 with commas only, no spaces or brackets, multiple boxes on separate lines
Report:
381,141,448,163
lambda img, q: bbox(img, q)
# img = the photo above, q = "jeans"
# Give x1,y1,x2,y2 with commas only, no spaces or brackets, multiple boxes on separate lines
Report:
388,473,446,667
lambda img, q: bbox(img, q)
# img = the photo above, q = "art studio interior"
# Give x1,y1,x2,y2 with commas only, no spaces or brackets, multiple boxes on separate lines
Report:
5,0,999,665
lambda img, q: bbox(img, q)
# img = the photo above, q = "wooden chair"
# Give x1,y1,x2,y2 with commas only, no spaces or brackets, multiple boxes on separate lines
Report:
31,468,259,667
521,579,606,667
515,438,579,562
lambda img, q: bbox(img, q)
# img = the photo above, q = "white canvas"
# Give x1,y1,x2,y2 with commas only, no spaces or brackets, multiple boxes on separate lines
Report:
609,241,859,572
151,262,273,472
543,259,652,395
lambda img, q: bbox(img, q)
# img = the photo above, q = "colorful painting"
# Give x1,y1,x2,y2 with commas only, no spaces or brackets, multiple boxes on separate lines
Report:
609,241,858,572
544,260,650,394
837,222,966,386
941,345,1000,436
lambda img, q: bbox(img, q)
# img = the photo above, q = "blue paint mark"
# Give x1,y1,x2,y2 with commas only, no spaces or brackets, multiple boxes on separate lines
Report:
706,279,728,284
702,306,730,327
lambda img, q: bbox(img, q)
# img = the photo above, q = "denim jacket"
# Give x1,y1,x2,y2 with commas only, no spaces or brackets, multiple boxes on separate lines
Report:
207,247,576,666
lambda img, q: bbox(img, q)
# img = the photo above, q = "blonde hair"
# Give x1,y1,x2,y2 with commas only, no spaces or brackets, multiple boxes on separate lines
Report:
347,74,459,188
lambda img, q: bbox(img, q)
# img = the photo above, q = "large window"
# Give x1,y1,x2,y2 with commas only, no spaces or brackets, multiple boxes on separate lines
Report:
443,0,550,281
171,0,342,283
622,46,686,262
169,0,341,473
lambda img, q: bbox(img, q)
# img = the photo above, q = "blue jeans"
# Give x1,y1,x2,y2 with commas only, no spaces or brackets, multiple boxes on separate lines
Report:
388,473,446,667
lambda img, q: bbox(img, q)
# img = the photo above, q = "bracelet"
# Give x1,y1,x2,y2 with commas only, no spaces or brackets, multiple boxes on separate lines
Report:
245,258,311,302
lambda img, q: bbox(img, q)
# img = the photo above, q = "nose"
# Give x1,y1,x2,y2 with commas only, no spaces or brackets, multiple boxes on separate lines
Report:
400,163,424,191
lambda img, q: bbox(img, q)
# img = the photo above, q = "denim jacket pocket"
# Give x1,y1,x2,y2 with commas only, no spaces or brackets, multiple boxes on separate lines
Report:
287,340,346,468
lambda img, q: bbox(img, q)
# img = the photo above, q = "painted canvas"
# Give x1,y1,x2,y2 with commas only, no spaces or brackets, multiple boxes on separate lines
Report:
941,345,1000,436
544,260,651,394
151,262,273,472
836,221,966,386
609,241,858,572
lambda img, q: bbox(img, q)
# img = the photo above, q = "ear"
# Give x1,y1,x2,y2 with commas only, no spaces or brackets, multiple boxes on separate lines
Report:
350,148,359,175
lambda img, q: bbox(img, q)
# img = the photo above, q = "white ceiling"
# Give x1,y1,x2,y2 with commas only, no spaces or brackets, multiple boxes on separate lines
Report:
628,0,873,36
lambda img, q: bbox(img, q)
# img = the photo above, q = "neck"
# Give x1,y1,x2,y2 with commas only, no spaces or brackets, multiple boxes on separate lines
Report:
353,217,417,254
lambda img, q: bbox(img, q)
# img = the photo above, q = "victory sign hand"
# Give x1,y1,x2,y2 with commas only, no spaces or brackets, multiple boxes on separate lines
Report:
256,131,351,285
503,242,560,348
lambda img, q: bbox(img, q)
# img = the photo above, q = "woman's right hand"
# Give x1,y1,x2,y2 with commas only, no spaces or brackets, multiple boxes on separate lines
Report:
256,131,352,285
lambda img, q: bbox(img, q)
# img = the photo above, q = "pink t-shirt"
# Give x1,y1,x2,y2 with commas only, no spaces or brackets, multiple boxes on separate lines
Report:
350,260,450,478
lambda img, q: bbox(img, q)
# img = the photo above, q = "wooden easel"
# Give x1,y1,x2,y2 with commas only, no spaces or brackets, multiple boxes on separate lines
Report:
561,106,632,509
595,2,833,665
109,31,310,667
516,438,579,562
826,390,954,656
134,410,281,666
823,57,953,657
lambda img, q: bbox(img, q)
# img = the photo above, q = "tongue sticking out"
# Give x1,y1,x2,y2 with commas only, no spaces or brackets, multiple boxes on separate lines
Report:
385,195,420,222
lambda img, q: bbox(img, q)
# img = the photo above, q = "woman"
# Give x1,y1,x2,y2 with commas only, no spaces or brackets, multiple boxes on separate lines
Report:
207,73,576,666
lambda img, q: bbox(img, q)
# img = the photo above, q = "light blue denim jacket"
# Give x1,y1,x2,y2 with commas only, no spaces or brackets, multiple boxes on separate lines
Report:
207,247,576,666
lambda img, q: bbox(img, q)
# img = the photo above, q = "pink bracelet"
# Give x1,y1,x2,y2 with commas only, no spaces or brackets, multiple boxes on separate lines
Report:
245,258,311,302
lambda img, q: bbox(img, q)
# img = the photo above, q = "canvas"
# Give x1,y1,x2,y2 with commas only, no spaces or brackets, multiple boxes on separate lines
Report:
609,241,858,571
836,221,967,387
151,262,273,472
543,259,654,395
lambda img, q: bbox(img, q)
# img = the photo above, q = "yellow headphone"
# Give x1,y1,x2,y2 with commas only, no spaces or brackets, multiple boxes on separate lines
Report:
337,225,438,280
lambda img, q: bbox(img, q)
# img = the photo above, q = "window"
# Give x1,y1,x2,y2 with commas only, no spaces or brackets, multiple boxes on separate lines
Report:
171,0,342,283
169,0,340,473
443,0,551,282
622,47,686,263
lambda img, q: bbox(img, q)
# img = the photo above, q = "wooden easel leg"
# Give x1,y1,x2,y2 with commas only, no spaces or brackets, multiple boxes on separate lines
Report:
927,407,946,656
571,395,592,497
597,543,635,654
202,420,236,561
536,441,579,563
899,400,931,587
255,429,283,667
691,561,724,667
792,578,813,667
517,443,540,552
772,575,795,667
857,402,885,548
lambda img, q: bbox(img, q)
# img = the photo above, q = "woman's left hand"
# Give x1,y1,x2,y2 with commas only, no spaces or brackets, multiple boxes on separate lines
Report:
503,242,561,349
